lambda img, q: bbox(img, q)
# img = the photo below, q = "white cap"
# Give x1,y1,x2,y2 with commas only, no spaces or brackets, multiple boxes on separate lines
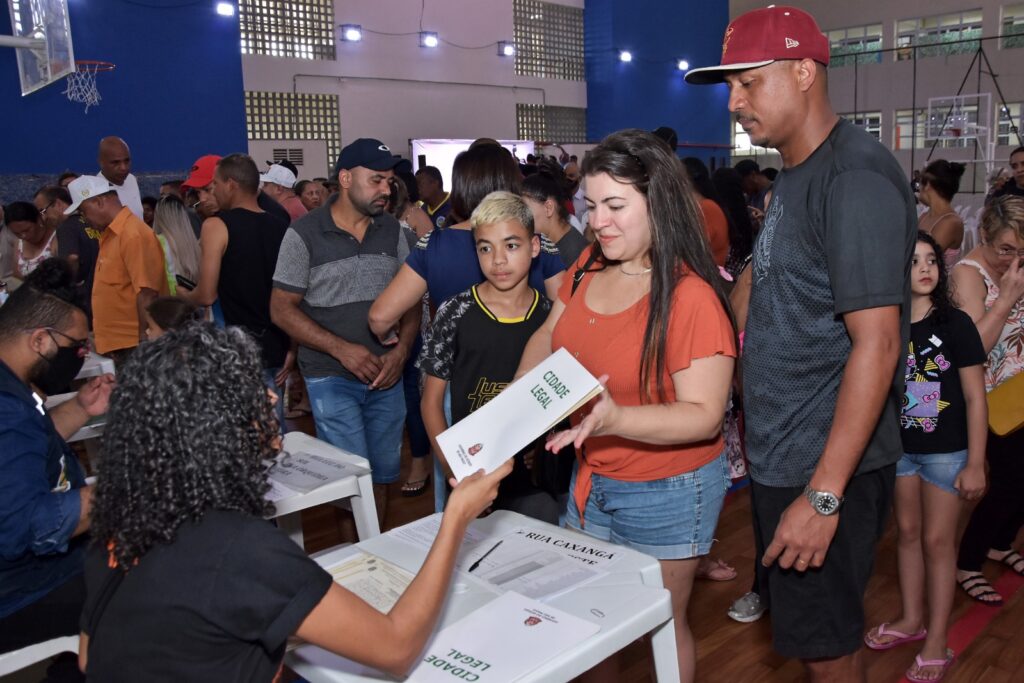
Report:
64,175,116,215
260,164,297,189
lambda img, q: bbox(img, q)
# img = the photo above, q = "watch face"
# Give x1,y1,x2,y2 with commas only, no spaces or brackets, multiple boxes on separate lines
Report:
815,494,839,514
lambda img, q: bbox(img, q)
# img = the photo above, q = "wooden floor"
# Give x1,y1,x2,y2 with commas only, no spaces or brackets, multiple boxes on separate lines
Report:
293,410,1024,683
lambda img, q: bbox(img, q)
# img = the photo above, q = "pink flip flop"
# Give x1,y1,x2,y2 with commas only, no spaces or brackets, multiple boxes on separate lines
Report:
863,623,927,651
905,649,955,683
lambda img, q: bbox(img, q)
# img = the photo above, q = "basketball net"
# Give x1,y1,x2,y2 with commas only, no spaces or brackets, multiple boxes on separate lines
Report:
63,63,105,113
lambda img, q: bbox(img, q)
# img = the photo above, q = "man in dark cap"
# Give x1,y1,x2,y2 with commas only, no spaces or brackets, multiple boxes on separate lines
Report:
271,139,420,526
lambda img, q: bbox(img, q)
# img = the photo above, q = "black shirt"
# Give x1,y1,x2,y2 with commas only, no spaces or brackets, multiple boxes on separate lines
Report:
218,208,290,369
81,511,332,683
425,195,452,230
743,119,917,486
555,229,588,269
419,286,551,499
56,217,100,317
901,308,986,453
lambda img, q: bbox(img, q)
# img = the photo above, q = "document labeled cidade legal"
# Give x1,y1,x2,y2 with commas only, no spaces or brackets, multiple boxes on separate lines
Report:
437,348,603,481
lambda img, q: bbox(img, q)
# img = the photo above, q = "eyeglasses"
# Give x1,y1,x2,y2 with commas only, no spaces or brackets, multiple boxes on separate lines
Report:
44,328,90,356
38,200,56,216
993,245,1024,258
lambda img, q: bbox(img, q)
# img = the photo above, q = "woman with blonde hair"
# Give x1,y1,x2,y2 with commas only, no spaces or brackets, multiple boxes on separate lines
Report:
152,195,201,295
953,195,1024,605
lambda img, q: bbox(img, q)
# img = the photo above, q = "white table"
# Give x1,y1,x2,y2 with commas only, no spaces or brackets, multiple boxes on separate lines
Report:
76,351,115,379
286,511,680,682
270,432,380,546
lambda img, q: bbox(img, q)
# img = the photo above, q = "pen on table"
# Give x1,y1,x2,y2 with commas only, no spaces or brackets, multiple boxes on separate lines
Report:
468,540,503,573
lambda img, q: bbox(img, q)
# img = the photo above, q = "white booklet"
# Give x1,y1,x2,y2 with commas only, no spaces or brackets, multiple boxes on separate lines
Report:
437,348,603,481
407,591,600,682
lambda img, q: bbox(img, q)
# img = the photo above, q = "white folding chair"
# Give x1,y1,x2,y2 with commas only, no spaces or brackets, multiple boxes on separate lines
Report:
0,635,78,676
269,432,380,548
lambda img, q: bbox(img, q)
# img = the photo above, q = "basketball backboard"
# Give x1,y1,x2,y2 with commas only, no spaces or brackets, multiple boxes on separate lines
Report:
3,0,74,95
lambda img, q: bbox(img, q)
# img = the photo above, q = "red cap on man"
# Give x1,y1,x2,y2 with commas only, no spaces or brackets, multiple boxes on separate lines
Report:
180,154,223,189
685,5,829,85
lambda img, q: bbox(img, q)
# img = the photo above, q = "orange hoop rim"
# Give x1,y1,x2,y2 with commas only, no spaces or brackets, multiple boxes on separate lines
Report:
74,60,116,72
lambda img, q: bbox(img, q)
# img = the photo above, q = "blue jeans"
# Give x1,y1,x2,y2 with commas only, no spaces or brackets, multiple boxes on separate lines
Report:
896,449,968,495
433,387,453,513
304,375,404,484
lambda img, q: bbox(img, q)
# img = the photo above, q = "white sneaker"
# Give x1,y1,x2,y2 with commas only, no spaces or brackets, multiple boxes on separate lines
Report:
727,591,765,623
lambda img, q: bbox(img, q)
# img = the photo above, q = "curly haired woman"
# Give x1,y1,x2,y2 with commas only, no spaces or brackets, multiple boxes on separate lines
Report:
78,323,509,682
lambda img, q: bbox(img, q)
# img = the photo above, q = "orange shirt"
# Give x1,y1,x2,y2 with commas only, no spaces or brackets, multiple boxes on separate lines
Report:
92,207,168,354
699,198,730,267
552,248,736,524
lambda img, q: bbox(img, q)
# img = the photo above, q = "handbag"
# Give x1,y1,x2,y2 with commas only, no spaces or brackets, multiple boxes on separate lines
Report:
987,371,1024,436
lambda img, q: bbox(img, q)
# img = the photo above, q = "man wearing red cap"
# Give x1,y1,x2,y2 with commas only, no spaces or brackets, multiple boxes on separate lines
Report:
688,7,916,681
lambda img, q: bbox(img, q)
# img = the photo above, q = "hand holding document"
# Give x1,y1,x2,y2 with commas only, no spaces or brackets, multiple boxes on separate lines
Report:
437,348,603,482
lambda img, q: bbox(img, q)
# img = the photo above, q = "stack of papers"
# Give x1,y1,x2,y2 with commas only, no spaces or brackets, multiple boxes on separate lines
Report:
329,552,415,614
266,450,367,496
408,591,600,682
437,348,602,481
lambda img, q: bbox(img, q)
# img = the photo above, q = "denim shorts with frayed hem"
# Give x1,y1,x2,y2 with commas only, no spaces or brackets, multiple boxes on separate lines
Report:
896,449,968,495
564,452,730,560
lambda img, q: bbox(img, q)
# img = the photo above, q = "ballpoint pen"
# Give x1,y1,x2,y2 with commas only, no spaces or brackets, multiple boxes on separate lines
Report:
468,540,503,573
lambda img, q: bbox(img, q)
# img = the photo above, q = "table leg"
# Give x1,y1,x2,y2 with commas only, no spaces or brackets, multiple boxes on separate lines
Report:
277,512,305,548
649,617,680,682
347,473,381,540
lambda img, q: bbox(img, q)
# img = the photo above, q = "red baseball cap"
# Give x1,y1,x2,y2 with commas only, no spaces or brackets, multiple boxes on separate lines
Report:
685,6,829,85
180,154,222,189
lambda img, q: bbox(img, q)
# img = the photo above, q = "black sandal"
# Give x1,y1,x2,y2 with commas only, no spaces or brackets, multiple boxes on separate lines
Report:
993,550,1024,576
957,572,1004,606
400,475,430,498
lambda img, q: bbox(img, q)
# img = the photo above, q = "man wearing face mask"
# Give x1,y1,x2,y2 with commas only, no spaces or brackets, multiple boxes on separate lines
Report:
0,259,113,662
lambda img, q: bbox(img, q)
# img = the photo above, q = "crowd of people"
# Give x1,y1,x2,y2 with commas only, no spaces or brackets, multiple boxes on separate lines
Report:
1,5,1024,683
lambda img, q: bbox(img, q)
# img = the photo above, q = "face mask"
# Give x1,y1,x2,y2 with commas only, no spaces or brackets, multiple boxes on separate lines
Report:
34,344,86,395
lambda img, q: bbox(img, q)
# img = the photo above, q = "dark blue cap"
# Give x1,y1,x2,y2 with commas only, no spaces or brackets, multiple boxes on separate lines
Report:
335,138,402,174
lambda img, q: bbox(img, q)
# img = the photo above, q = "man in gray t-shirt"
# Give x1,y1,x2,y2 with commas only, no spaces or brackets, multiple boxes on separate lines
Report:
270,138,419,525
687,6,915,677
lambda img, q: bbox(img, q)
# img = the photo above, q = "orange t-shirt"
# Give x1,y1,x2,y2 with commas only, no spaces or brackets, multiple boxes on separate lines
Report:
699,198,730,267
92,207,169,354
552,249,736,524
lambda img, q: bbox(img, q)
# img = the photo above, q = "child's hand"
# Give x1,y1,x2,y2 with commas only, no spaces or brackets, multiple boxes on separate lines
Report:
955,464,986,501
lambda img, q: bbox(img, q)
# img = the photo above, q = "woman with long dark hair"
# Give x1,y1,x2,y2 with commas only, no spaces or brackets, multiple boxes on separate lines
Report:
79,323,509,681
517,130,737,682
918,159,966,267
521,158,589,267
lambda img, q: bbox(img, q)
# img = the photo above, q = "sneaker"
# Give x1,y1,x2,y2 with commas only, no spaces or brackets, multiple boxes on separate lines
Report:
727,591,765,623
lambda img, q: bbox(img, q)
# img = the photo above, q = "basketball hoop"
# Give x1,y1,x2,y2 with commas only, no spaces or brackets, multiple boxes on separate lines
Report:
63,60,114,113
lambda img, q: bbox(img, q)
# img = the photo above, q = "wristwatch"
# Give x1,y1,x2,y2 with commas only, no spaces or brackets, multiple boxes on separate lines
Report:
803,485,843,516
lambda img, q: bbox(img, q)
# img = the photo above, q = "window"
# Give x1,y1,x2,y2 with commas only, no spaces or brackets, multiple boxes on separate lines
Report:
841,112,882,141
245,91,341,173
998,103,1023,146
1002,4,1024,48
514,0,585,80
894,109,928,149
896,10,982,60
826,25,883,66
239,0,335,60
516,104,587,142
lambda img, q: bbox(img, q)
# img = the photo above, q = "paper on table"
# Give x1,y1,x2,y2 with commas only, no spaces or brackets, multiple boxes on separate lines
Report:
437,348,602,481
461,531,604,601
408,591,600,682
329,552,414,613
267,450,366,494
264,478,294,503
389,514,486,568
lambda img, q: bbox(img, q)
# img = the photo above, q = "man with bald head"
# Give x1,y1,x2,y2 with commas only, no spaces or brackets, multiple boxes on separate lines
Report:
688,6,916,681
97,136,143,219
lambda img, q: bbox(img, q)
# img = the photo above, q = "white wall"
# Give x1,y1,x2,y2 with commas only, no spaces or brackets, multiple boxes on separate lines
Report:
243,0,587,170
728,0,1024,182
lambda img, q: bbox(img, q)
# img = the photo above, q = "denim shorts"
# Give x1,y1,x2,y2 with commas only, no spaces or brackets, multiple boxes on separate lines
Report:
564,452,730,560
896,449,968,495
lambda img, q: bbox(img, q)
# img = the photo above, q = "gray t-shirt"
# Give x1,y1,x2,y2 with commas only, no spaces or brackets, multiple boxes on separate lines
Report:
272,199,415,380
742,119,916,487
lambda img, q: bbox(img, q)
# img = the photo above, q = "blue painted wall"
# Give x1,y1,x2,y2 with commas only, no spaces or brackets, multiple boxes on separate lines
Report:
585,0,731,164
0,0,246,176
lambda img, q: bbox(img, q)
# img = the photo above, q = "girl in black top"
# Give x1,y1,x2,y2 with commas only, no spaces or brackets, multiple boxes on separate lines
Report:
864,232,987,682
